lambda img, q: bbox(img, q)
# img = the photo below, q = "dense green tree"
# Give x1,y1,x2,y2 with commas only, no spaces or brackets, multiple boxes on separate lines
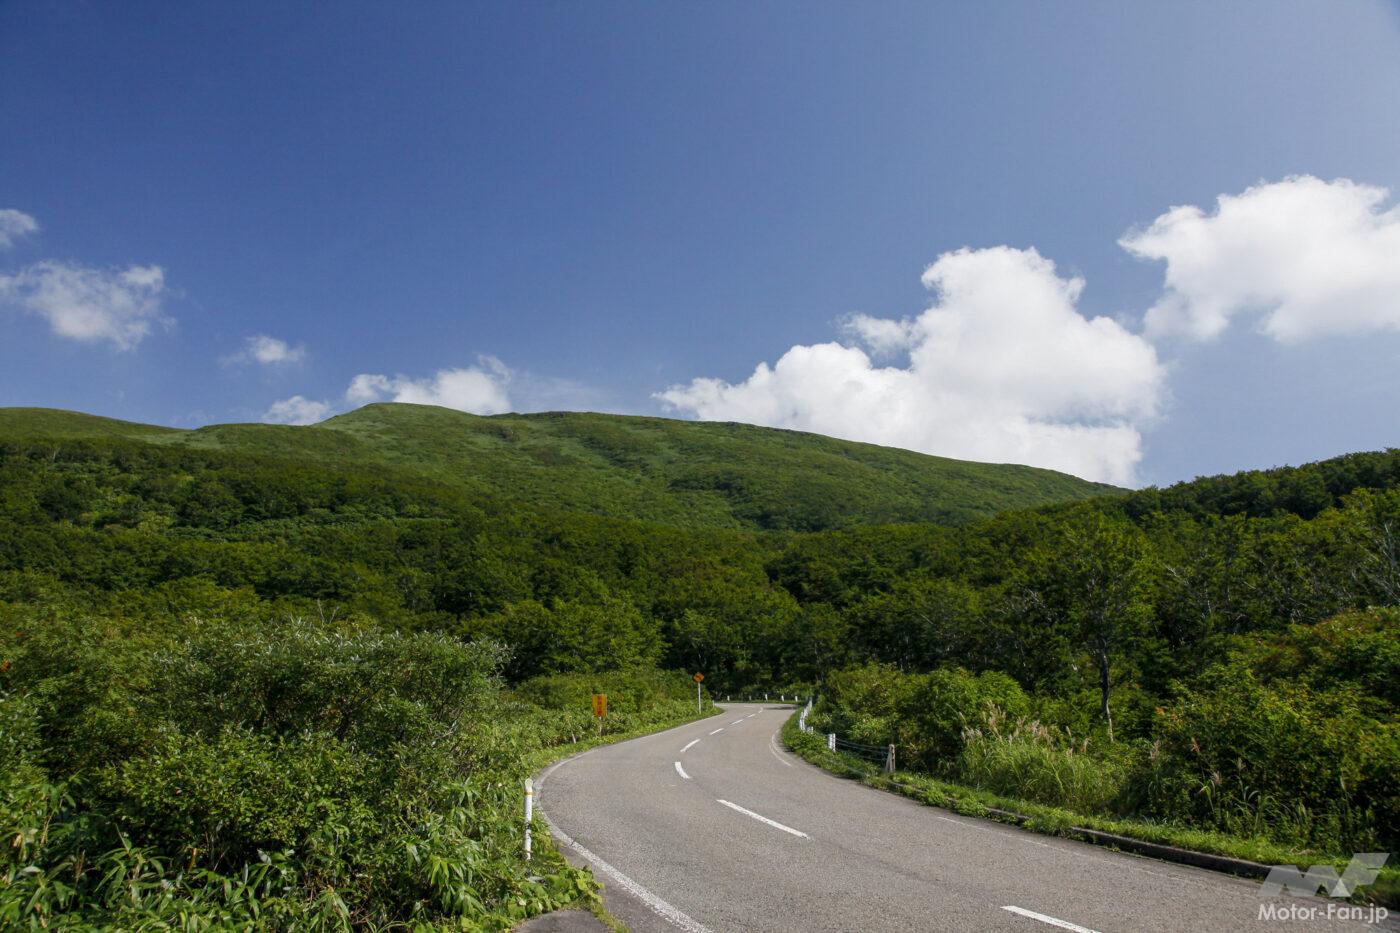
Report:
1018,509,1152,740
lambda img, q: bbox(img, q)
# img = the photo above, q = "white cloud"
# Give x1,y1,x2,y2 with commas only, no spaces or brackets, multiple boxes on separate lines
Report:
0,209,38,250
345,355,513,414
0,260,169,350
657,246,1165,485
263,395,332,426
1122,176,1400,342
226,334,306,366
265,357,526,429
841,313,918,356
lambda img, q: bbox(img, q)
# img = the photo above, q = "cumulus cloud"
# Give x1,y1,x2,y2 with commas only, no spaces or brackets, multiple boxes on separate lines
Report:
263,395,332,426
1122,176,1400,342
345,356,513,415
0,260,169,350
657,246,1165,485
842,313,918,356
0,209,38,250
263,357,527,428
226,334,306,366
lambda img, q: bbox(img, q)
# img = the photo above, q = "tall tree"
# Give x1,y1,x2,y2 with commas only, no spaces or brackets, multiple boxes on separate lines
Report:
1022,508,1153,740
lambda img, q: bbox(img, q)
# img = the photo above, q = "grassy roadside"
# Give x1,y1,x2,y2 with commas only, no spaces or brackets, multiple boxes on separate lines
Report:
780,713,1400,908
512,701,722,931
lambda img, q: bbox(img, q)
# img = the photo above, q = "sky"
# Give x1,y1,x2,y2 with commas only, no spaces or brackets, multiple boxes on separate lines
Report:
3,1,1400,487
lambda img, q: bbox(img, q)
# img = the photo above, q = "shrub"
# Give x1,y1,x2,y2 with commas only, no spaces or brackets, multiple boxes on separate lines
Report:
103,727,378,872
812,664,1030,775
901,668,1029,774
1140,666,1389,853
0,610,709,928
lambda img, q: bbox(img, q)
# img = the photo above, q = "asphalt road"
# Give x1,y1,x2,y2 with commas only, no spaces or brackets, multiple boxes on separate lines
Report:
537,704,1394,933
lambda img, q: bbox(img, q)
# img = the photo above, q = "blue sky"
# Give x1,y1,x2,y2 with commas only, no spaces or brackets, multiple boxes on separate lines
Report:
3,1,1400,486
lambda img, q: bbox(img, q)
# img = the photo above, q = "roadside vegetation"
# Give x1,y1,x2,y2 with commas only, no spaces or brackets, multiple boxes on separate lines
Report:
0,598,710,928
782,715,1400,907
2,405,1400,921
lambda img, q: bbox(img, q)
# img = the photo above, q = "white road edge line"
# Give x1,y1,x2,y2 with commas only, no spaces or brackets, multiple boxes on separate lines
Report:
680,738,700,753
1000,906,1100,932
709,728,724,735
675,761,691,780
549,822,713,933
536,732,716,933
768,731,793,767
717,799,808,838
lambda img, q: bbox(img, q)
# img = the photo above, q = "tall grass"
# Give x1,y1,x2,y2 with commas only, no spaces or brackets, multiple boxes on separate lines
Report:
958,707,1126,814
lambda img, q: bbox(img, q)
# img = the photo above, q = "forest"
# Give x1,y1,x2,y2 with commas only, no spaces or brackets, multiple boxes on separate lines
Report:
1,406,1398,925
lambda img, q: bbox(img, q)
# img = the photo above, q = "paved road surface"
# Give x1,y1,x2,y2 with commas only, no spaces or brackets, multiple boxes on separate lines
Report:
538,704,1393,933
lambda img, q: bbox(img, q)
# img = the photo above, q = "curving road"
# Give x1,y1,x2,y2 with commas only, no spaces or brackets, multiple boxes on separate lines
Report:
537,704,1393,933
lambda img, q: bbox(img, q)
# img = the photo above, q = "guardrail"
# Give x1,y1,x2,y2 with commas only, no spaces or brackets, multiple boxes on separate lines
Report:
798,698,895,772
723,693,805,703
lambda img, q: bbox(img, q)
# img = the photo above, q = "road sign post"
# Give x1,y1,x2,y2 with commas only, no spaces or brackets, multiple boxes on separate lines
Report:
693,672,704,711
592,693,607,736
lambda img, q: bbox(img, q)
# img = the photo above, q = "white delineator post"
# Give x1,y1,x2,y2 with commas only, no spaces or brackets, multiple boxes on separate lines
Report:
886,744,896,773
523,778,534,861
828,733,836,752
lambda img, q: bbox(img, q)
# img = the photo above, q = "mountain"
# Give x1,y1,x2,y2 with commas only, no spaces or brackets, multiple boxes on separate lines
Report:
0,404,1116,530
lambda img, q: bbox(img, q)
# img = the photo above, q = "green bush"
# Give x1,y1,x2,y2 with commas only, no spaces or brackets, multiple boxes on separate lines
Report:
811,664,1029,775
1140,666,1389,853
0,608,707,929
467,595,663,680
902,668,1029,774
103,727,378,871
808,662,913,745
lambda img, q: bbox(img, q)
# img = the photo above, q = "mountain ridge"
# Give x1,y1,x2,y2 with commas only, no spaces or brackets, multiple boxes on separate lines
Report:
0,403,1117,531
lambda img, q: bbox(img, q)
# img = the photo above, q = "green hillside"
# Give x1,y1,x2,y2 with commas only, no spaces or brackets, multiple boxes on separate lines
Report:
4,403,1400,923
0,404,1115,530
0,407,180,440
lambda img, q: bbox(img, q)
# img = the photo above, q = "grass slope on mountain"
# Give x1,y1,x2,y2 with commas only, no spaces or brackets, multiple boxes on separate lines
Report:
0,404,1116,530
0,408,179,440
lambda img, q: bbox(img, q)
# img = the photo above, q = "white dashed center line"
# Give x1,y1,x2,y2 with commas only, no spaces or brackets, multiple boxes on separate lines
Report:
680,738,700,753
675,761,691,780
717,800,808,838
1001,906,1100,932
709,728,724,735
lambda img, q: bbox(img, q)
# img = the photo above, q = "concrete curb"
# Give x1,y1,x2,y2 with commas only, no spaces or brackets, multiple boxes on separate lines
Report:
1065,826,1272,878
975,805,1271,878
